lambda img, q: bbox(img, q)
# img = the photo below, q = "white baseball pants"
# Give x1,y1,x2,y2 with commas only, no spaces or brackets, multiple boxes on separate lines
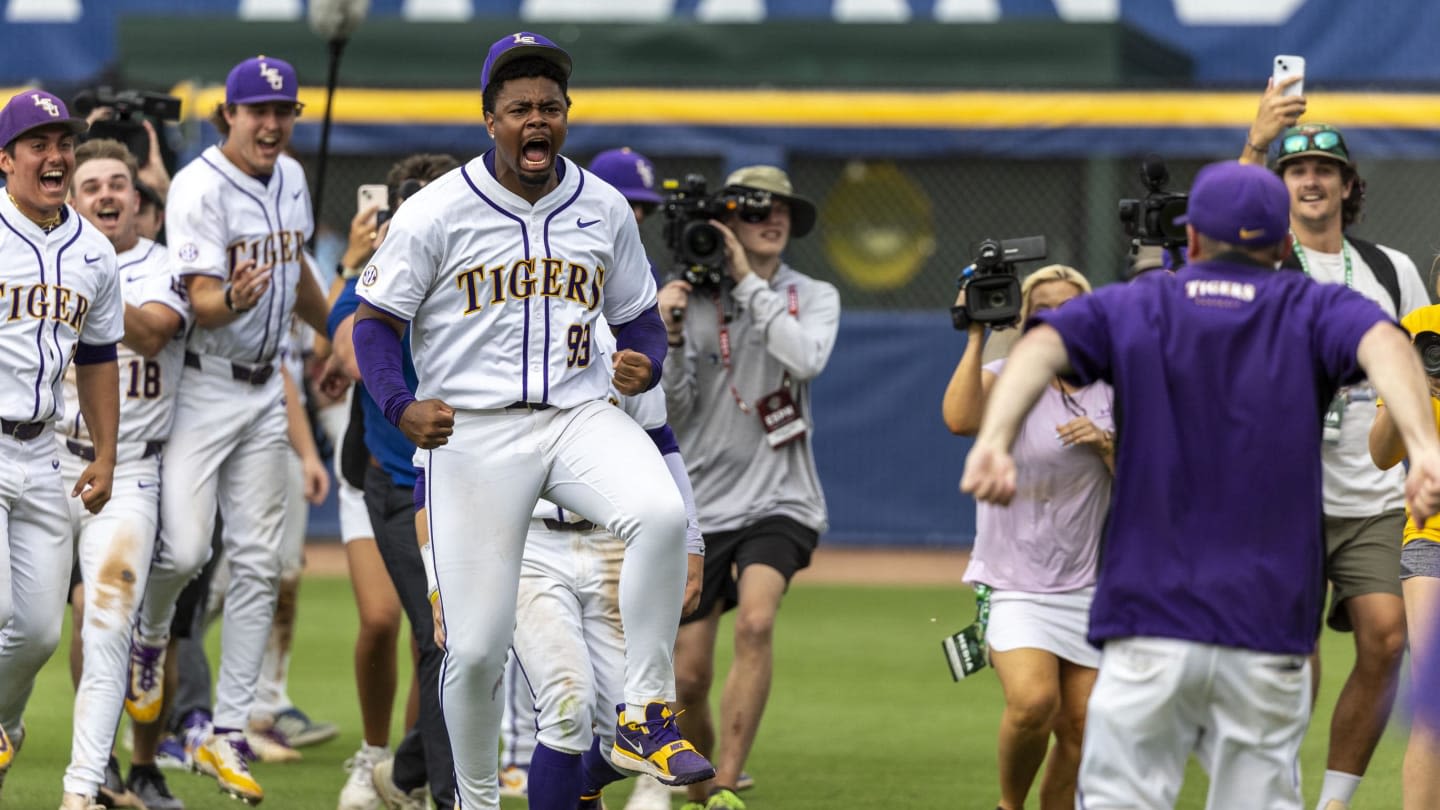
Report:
0,430,70,738
1078,636,1310,810
137,369,288,731
510,521,629,756
426,400,685,809
60,448,160,797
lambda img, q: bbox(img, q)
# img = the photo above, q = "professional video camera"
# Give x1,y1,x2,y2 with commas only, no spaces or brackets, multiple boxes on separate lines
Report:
71,87,181,168
660,174,773,289
1119,154,1189,262
1415,331,1440,378
951,236,1047,330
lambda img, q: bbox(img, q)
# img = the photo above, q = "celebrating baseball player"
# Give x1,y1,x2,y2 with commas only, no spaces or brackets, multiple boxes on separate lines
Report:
60,138,189,810
962,161,1440,809
124,54,331,805
353,32,713,808
0,90,125,807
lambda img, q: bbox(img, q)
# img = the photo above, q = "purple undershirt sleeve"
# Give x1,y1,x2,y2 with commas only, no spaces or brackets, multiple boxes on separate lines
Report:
645,424,680,455
353,317,416,427
613,305,666,392
74,341,117,365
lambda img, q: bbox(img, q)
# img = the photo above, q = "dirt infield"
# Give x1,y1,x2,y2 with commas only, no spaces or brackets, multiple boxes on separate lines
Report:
303,541,969,587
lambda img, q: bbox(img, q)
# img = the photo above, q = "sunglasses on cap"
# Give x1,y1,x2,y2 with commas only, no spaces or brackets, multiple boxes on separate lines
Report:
1280,128,1350,163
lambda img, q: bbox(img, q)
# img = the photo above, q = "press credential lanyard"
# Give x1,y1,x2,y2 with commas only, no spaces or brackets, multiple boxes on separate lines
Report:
718,284,800,414
1293,236,1354,444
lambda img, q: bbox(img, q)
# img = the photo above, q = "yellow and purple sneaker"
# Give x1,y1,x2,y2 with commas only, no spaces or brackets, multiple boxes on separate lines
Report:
610,702,715,787
194,730,264,805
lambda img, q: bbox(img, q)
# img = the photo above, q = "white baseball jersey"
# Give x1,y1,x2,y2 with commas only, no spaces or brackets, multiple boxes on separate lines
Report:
0,194,124,423
167,145,313,365
358,154,657,409
57,238,190,444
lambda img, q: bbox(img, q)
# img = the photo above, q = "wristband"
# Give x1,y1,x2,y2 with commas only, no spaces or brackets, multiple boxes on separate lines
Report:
224,284,237,312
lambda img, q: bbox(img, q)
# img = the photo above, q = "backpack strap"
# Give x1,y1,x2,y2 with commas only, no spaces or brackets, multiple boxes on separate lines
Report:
1347,236,1402,315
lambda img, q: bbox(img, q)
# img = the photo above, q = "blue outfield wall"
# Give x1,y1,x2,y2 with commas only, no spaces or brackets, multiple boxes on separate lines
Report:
307,310,980,548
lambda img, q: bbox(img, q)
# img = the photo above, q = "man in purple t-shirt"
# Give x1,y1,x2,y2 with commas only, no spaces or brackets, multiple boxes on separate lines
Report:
961,161,1440,810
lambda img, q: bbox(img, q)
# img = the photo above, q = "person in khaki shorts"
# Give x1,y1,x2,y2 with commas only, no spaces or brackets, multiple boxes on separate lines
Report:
1241,80,1428,810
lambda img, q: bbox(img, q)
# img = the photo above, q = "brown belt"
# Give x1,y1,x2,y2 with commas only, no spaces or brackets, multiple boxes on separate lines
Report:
66,439,163,462
185,351,274,386
0,419,45,441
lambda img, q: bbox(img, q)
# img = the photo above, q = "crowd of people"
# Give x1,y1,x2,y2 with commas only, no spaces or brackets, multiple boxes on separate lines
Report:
956,76,1440,810
9,20,1440,810
0,28,836,810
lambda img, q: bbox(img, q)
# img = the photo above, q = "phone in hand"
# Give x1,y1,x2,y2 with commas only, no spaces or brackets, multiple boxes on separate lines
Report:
1273,55,1305,97
357,184,389,215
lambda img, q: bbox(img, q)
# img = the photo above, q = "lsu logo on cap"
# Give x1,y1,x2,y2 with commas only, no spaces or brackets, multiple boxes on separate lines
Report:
31,93,58,117
259,60,285,91
635,159,655,190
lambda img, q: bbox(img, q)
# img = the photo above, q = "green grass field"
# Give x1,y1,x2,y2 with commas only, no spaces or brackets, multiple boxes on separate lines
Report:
0,578,1411,809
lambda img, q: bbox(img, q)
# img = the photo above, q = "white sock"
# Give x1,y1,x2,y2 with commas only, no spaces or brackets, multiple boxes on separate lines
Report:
1316,770,1362,809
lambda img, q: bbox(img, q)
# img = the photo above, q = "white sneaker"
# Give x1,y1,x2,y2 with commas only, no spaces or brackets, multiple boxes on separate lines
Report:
371,756,427,810
338,745,390,810
623,775,671,810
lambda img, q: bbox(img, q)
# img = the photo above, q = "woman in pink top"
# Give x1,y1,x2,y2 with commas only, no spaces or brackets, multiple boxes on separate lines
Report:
943,265,1115,810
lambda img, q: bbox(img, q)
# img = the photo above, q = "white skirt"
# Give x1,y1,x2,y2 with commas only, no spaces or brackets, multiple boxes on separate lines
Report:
987,586,1100,669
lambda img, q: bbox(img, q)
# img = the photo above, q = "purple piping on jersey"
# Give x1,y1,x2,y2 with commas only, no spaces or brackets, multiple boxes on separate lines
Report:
263,169,291,365
461,163,532,403
48,221,84,420
355,296,411,326
0,211,50,421
539,167,585,404
199,153,278,364
118,240,159,273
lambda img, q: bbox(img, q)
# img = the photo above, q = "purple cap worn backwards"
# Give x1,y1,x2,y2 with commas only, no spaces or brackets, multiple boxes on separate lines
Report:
1178,161,1290,248
589,148,662,206
481,32,572,92
0,90,87,150
226,55,299,106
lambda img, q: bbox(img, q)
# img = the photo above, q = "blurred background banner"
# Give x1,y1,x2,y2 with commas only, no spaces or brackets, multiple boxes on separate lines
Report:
7,0,1439,546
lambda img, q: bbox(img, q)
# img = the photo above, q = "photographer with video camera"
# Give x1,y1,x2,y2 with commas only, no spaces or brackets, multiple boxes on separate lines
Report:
73,87,179,203
1241,80,1429,810
660,165,839,810
943,262,1113,810
1370,304,1440,810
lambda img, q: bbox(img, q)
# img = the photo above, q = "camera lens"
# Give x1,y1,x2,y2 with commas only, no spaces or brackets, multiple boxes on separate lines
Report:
681,222,723,266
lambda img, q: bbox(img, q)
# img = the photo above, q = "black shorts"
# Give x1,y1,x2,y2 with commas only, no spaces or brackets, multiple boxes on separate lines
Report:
680,515,819,625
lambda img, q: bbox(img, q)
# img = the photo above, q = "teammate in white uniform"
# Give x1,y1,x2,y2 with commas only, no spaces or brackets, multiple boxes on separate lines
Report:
124,55,331,805
62,138,189,810
506,339,707,810
354,32,712,810
0,90,125,810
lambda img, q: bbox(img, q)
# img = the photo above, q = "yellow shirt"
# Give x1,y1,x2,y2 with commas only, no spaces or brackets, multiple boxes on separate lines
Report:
1389,305,1440,544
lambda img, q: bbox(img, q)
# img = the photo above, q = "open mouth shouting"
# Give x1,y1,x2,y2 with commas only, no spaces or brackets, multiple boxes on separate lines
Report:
519,135,552,178
38,166,67,197
94,200,121,226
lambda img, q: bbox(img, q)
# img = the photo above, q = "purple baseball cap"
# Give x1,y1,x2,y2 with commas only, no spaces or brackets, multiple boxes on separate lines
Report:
226,55,299,106
481,32,572,92
589,148,662,206
1178,161,1290,248
0,90,86,149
